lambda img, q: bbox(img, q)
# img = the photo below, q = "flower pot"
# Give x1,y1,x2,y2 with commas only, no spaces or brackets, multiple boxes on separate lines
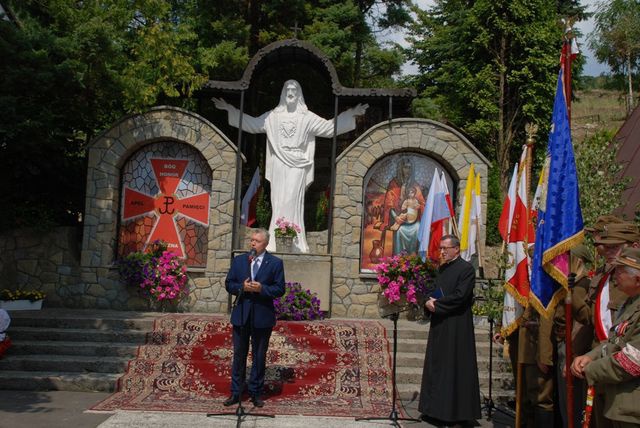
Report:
0,299,43,311
149,299,178,313
276,236,294,253
377,293,410,318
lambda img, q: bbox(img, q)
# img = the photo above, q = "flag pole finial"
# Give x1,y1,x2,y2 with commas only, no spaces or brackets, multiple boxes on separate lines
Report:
525,123,538,146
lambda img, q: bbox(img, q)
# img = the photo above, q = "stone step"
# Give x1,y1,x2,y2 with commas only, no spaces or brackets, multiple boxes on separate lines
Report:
396,366,514,390
0,354,129,373
380,320,494,342
10,340,139,357
395,351,511,371
397,383,515,402
0,370,119,392
8,316,155,331
8,327,148,343
8,308,158,330
394,338,504,355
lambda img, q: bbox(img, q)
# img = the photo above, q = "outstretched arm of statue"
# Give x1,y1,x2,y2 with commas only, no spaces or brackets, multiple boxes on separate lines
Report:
212,97,232,112
351,103,369,117
211,97,266,133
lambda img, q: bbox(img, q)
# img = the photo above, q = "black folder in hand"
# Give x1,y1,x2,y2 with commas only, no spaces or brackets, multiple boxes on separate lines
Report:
430,288,444,299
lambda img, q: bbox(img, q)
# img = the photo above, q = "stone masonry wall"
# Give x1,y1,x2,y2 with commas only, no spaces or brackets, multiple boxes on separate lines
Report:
0,227,83,307
331,118,489,318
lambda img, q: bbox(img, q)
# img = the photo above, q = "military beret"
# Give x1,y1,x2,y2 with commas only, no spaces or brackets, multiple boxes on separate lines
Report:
585,214,624,233
613,247,640,271
594,222,640,245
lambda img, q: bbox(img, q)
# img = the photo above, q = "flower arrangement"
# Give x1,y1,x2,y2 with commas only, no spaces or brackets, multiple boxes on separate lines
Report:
117,240,188,303
0,289,46,302
274,282,325,321
274,217,301,238
375,253,437,305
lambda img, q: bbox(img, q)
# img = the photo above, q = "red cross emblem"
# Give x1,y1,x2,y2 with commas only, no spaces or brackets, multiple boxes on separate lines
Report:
121,158,210,258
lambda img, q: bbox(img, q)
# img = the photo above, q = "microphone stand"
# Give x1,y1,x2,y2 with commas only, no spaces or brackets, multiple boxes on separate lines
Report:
207,250,274,427
479,280,514,421
482,315,513,420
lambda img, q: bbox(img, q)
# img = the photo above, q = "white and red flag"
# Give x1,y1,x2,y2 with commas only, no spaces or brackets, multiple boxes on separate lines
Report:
498,164,518,243
240,167,261,227
439,170,456,235
418,168,454,263
501,146,532,336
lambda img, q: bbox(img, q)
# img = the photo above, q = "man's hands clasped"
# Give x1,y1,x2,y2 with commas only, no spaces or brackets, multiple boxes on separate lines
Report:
243,278,262,294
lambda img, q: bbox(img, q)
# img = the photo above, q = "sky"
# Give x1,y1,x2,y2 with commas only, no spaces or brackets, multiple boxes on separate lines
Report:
574,1,611,76
381,0,610,77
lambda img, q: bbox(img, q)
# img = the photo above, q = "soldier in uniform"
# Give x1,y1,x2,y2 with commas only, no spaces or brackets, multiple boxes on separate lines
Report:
571,247,640,427
518,303,554,427
554,244,594,427
571,221,640,427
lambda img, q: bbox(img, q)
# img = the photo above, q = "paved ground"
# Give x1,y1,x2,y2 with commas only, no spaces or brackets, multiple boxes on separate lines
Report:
0,390,515,428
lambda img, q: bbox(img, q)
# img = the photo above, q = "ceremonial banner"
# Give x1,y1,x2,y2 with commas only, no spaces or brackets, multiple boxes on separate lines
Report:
530,70,584,316
498,164,518,243
501,147,530,336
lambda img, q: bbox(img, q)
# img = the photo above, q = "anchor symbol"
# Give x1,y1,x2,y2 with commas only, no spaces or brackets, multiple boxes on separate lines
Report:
159,196,175,215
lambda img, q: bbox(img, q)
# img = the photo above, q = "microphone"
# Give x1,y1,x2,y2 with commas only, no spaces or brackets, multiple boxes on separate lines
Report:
248,248,257,263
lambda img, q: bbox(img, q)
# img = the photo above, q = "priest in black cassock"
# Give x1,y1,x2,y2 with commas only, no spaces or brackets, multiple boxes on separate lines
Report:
419,234,481,426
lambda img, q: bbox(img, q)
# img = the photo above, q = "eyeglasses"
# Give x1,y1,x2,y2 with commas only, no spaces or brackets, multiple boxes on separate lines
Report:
439,246,456,251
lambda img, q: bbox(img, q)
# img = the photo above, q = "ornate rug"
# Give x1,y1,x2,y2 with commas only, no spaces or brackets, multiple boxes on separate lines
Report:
91,314,396,417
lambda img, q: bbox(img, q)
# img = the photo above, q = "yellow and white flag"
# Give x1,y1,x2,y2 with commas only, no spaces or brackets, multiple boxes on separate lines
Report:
458,164,477,261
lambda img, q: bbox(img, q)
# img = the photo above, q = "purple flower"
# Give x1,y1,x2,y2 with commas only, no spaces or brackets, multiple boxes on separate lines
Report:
377,253,436,306
274,281,325,321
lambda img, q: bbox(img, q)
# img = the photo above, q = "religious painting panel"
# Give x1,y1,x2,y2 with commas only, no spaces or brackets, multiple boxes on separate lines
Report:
360,153,454,273
118,141,212,267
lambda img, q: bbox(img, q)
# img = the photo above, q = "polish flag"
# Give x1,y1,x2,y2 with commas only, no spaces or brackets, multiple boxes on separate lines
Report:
240,167,261,227
505,162,531,298
440,171,455,222
498,164,518,242
501,154,532,336
419,168,453,263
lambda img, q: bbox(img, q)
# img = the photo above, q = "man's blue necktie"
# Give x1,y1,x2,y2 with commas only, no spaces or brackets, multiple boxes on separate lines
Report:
252,258,260,280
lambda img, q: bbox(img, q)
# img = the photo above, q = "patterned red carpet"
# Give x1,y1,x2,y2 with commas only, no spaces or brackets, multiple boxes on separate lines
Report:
91,314,396,417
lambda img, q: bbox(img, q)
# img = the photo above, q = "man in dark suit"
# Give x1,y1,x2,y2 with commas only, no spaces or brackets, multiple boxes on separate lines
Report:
224,228,285,408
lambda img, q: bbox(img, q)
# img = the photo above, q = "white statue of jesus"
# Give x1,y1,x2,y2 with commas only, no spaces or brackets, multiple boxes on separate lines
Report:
213,79,368,253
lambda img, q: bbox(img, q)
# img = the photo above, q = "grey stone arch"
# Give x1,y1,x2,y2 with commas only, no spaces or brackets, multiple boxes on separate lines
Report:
331,118,489,318
80,106,242,311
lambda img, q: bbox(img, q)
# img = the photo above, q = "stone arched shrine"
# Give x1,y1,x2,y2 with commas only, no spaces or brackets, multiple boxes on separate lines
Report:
331,118,489,317
81,106,240,312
